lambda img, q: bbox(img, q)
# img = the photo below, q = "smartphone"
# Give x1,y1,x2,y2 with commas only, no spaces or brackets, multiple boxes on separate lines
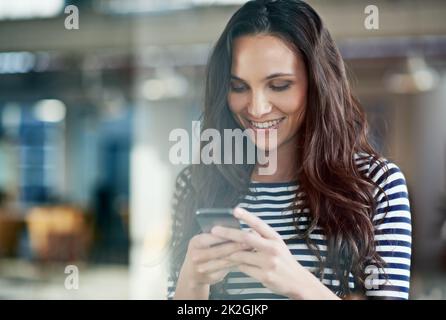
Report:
195,208,241,233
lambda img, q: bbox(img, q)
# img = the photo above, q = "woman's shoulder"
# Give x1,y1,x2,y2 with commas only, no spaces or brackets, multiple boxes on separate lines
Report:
174,165,193,187
354,152,408,188
172,165,194,202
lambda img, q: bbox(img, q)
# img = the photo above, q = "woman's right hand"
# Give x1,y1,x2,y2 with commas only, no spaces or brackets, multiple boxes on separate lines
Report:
179,233,250,289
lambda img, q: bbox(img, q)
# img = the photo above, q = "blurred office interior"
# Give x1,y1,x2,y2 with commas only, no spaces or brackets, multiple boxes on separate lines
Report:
0,0,445,299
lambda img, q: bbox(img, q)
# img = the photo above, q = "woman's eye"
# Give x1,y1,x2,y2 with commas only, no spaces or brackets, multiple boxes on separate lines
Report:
270,83,290,91
230,83,246,93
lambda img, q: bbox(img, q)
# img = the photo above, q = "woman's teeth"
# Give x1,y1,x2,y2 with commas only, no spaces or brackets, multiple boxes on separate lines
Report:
249,118,284,129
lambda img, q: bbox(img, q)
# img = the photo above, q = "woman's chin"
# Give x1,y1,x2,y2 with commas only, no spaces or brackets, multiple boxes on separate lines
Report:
246,131,280,153
253,141,279,153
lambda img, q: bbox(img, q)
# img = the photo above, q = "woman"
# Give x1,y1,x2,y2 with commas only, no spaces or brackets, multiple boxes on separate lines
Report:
167,0,411,300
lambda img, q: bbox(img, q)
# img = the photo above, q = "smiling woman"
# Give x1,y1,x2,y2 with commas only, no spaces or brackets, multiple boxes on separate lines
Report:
167,0,411,300
228,34,307,181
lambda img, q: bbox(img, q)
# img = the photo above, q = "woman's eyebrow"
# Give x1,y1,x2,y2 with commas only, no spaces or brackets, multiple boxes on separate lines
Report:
230,72,295,82
264,72,295,80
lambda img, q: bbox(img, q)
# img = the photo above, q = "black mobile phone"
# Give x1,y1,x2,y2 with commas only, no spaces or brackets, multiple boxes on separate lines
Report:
195,208,241,233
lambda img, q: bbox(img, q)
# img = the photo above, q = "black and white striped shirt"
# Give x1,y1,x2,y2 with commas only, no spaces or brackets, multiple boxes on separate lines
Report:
167,154,412,300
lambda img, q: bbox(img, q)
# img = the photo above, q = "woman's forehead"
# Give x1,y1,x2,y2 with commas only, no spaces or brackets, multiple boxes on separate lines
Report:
231,35,303,79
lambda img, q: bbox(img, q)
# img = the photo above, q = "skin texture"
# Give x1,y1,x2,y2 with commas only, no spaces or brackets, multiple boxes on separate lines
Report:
228,34,307,182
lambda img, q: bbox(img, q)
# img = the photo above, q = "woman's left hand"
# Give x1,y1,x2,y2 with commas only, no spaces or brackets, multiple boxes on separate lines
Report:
210,207,340,300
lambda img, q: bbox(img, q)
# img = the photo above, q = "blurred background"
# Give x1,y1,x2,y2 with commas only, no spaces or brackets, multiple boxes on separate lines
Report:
0,0,445,299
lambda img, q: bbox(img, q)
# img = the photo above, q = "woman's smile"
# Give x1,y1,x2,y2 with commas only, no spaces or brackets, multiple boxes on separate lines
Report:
246,116,286,131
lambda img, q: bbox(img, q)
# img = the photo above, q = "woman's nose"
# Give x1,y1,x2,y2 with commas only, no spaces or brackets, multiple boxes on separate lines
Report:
247,92,272,119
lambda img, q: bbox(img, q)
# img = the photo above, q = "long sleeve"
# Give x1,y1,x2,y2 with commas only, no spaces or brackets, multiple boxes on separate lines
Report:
364,159,412,299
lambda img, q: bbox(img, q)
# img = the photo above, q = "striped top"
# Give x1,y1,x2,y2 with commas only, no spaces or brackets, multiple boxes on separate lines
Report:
167,154,412,300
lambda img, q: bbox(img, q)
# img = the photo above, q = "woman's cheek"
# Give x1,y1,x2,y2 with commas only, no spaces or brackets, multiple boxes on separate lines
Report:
227,94,246,114
274,91,305,114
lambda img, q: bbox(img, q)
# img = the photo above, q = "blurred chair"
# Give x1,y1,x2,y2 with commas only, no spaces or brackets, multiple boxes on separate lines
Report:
26,205,92,262
0,212,24,257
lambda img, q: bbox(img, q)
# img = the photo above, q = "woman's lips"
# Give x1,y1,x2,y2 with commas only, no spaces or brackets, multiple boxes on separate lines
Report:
247,117,285,131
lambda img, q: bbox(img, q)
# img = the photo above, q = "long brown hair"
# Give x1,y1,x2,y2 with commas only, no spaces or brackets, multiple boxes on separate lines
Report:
169,0,389,298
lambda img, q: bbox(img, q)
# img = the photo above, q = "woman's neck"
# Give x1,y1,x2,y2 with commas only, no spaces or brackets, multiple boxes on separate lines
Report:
251,137,298,183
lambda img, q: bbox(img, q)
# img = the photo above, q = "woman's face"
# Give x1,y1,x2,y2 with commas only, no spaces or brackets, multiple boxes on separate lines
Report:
228,34,308,151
